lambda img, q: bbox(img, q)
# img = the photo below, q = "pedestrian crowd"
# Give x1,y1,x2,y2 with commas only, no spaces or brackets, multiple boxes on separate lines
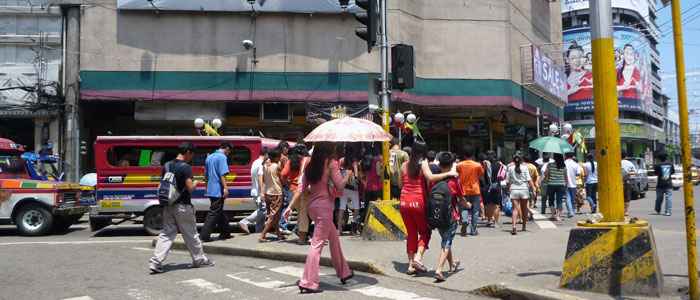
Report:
147,136,676,289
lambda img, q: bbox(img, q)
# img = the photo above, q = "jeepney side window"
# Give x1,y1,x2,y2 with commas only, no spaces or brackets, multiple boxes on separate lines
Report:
109,147,178,167
228,146,251,166
0,155,28,176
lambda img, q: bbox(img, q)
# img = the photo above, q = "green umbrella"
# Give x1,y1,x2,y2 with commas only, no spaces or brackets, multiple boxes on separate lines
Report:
529,136,575,154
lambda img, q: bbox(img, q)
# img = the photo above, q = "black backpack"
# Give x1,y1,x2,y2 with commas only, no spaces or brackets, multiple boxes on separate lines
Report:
425,179,454,230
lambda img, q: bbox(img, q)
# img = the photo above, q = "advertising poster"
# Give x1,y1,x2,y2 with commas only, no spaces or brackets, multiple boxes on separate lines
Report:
563,27,653,115
562,0,649,22
532,45,568,103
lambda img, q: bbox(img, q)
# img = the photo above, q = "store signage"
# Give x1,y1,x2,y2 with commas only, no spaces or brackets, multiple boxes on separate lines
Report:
531,45,567,103
467,121,490,139
118,0,362,13
563,27,653,115
417,119,451,134
562,0,649,22
574,123,665,140
306,103,373,125
504,125,526,140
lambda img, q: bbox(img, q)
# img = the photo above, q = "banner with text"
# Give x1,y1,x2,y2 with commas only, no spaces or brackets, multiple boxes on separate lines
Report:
563,27,653,115
531,45,568,103
306,103,373,125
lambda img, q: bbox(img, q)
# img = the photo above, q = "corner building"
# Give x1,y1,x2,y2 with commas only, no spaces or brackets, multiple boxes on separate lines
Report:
562,0,666,158
76,0,565,172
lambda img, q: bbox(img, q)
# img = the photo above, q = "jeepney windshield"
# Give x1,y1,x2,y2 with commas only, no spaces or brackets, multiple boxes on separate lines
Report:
28,159,62,180
0,155,30,178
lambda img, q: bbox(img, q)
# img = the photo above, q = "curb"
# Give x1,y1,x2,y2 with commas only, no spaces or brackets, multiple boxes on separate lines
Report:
154,238,383,274
472,284,586,300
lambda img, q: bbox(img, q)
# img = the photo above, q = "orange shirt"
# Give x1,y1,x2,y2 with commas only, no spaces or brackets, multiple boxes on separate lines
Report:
456,160,484,195
281,157,310,191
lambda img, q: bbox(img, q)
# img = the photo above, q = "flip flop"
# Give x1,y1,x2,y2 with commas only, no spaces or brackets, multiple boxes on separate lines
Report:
406,269,418,276
434,273,446,282
258,238,271,243
411,261,428,273
449,260,460,272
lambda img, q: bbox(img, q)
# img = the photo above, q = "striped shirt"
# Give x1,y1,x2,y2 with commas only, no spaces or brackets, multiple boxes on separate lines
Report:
548,166,566,187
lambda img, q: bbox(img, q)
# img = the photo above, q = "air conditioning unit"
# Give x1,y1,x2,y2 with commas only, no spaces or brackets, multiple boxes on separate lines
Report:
260,103,292,123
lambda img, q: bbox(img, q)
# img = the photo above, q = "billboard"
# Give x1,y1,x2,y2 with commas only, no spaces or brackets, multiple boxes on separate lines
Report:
563,27,653,115
117,0,362,13
531,45,568,103
562,0,649,22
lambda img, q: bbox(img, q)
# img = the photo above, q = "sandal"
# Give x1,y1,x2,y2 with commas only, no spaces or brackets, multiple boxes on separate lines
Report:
258,238,271,243
434,273,446,282
407,269,417,276
449,260,460,272
411,261,428,273
511,228,517,235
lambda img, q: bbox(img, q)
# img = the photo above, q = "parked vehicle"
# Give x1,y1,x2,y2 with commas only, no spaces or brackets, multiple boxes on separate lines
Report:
21,143,65,182
89,136,285,235
671,172,683,190
692,167,699,186
670,165,700,189
625,157,648,200
647,174,657,189
0,138,86,236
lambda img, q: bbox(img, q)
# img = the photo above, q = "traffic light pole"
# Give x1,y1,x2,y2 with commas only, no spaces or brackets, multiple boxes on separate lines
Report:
670,0,699,298
380,0,391,201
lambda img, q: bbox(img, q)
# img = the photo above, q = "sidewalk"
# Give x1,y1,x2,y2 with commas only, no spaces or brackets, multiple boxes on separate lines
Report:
155,216,677,300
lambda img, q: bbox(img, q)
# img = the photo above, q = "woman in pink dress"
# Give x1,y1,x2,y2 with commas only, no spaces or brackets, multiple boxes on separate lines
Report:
283,142,353,293
398,141,457,275
616,44,641,99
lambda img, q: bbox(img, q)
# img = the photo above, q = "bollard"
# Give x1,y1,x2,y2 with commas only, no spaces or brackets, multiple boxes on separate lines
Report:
361,200,407,241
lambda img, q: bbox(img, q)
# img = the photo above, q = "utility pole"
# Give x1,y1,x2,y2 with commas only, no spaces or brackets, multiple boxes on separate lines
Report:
380,0,390,201
669,0,699,298
62,3,80,182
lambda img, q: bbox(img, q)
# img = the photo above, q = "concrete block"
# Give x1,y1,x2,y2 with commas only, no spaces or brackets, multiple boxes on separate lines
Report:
361,200,407,241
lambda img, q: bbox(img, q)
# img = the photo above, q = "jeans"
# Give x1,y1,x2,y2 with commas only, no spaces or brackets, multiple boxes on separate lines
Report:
463,194,480,234
565,187,576,215
585,183,598,209
438,220,458,250
239,197,267,233
547,185,566,210
540,184,548,214
278,186,292,230
655,188,673,214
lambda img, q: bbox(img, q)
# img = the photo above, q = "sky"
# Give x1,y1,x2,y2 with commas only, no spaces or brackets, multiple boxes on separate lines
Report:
656,1,700,117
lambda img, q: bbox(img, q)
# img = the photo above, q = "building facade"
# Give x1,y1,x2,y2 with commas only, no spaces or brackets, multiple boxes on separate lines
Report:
0,0,62,153
664,106,680,164
562,0,665,159
68,0,565,173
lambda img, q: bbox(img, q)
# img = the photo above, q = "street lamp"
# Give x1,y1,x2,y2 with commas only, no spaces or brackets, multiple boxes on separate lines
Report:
563,123,573,134
406,113,416,124
194,118,205,128
549,123,559,136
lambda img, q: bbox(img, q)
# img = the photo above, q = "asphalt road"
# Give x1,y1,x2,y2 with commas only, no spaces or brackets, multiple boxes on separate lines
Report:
0,185,698,299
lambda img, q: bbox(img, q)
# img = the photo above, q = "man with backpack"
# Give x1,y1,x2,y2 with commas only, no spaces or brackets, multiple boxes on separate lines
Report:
455,145,484,236
428,152,468,282
149,142,215,273
200,141,233,242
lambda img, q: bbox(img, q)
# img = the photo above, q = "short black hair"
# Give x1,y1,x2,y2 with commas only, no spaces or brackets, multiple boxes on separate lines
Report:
178,142,196,154
219,141,233,150
542,153,550,161
390,137,400,146
427,151,436,162
565,152,574,159
260,147,270,156
461,145,474,159
657,151,667,161
523,153,532,163
621,149,628,159
269,148,281,160
438,152,455,167
278,141,290,149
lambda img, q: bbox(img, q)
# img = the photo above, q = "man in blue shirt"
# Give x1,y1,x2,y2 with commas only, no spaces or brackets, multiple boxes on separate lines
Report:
200,141,233,242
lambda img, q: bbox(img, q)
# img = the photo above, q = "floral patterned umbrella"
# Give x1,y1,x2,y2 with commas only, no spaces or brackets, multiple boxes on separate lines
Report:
303,117,393,142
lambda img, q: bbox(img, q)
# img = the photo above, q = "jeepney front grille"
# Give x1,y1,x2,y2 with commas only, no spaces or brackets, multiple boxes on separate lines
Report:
63,193,78,203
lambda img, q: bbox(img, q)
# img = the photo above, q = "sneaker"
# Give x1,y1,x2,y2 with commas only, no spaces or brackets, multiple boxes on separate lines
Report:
665,213,672,216
460,222,468,236
195,259,215,268
471,231,479,236
149,265,164,274
280,229,293,236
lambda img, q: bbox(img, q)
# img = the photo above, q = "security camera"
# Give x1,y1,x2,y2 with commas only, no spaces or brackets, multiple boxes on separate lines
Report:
242,40,254,50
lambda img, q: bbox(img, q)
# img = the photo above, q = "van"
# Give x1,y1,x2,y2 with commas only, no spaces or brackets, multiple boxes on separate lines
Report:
89,136,284,235
625,157,649,200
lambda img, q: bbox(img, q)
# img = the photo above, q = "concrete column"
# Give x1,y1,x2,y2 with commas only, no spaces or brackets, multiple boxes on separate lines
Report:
62,4,80,182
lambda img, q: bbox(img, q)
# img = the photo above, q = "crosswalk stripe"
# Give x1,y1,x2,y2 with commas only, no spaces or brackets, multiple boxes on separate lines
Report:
531,210,557,229
62,297,93,300
226,272,288,289
179,278,231,293
268,266,438,300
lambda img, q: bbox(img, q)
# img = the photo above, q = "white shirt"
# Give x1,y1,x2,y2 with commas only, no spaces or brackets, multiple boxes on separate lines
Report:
250,158,265,197
506,164,531,190
621,159,637,179
583,162,598,184
540,163,548,185
565,159,581,188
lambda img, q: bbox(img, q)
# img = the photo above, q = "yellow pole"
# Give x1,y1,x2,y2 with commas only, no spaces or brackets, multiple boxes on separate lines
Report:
382,110,391,201
670,1,699,298
590,0,624,222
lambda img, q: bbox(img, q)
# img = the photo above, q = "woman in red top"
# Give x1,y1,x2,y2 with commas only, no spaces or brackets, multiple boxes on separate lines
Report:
616,43,641,99
566,43,593,101
398,141,457,275
283,142,353,293
281,144,311,244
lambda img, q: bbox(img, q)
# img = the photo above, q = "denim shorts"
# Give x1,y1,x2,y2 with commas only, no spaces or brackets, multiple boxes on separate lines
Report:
438,220,458,250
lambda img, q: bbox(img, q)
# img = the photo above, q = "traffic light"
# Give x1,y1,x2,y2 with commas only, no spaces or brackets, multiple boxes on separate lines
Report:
354,0,376,53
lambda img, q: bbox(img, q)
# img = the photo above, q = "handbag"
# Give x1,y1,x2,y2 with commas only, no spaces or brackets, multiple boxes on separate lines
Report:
297,157,311,192
328,162,343,198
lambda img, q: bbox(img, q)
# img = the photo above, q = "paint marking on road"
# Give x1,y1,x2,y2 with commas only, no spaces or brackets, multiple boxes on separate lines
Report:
179,278,231,294
269,266,438,300
62,296,93,300
226,273,288,289
126,288,155,300
0,240,152,246
531,210,557,229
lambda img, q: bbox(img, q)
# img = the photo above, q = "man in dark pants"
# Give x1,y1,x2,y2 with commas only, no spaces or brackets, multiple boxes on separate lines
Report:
200,141,233,242
653,151,675,216
276,141,293,235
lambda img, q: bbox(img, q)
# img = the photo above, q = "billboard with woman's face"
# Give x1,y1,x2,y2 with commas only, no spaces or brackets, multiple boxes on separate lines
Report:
563,27,653,115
